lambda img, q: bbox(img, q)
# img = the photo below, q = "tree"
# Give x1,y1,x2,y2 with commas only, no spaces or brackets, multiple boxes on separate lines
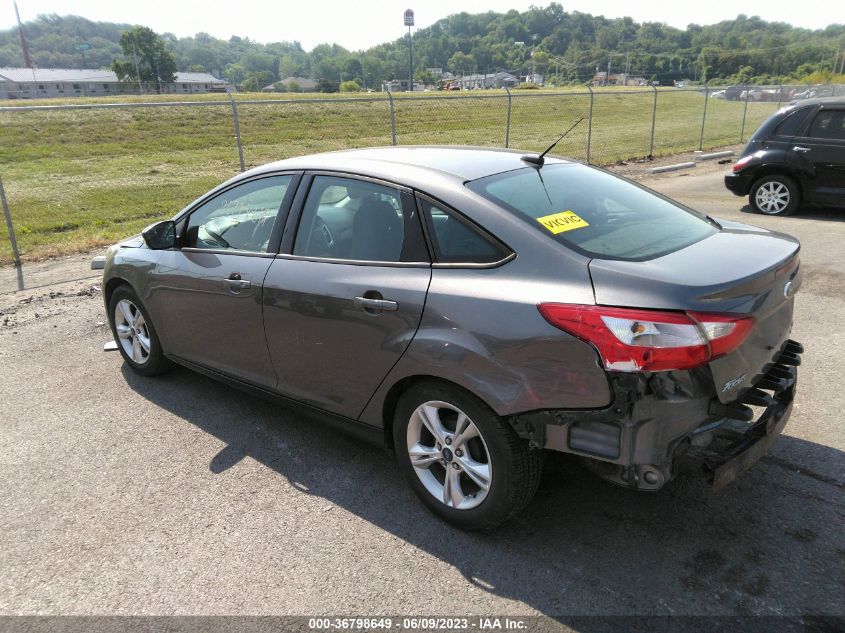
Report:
111,26,177,91
339,80,362,92
241,70,273,92
316,78,339,92
448,51,475,75
415,70,437,86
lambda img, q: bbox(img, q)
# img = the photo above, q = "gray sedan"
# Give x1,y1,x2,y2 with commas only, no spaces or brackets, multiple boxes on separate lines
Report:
101,146,802,529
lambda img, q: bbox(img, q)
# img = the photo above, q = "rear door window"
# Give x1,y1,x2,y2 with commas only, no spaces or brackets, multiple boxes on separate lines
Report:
773,107,813,137
466,163,718,261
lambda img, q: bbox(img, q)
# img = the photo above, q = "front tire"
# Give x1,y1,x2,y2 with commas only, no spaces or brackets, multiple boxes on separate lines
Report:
750,175,800,216
393,381,541,530
108,285,170,377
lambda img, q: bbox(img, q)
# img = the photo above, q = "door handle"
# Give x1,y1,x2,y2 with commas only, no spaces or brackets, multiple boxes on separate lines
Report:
793,146,811,153
354,296,398,312
224,278,251,289
224,273,251,290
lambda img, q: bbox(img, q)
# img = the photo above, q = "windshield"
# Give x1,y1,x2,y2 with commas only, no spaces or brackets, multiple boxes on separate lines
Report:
467,163,718,261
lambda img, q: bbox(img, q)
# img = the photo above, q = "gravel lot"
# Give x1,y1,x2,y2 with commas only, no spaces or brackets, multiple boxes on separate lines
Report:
1,159,843,622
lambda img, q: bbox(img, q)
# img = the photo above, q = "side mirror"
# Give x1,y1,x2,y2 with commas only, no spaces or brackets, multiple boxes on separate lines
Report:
141,220,176,250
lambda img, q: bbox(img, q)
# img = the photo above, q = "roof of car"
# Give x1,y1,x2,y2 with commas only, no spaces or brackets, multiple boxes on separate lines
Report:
249,146,569,183
787,96,845,108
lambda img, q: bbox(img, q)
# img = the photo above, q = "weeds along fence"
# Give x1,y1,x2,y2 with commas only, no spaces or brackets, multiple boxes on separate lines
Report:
1,83,843,264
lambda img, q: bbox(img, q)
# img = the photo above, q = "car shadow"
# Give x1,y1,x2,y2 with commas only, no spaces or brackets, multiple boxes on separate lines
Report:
740,203,845,222
121,364,845,621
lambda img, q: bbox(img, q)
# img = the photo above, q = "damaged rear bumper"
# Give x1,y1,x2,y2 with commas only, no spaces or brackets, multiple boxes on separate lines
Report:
508,340,802,491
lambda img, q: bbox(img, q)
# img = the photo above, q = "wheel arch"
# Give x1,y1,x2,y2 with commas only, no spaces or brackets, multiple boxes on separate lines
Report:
379,374,496,453
104,276,133,307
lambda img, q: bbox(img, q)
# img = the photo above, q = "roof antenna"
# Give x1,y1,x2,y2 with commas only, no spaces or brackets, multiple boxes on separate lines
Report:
521,117,585,167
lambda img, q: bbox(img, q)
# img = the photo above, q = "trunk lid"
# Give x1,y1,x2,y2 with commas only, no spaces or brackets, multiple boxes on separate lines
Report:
588,220,801,402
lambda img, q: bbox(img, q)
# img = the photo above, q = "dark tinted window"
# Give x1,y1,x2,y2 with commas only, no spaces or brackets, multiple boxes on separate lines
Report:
807,110,845,141
419,199,509,264
773,107,813,137
185,175,291,252
467,164,717,261
294,176,426,263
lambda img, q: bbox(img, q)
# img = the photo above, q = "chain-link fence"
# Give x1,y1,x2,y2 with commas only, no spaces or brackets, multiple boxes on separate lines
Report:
1,83,843,265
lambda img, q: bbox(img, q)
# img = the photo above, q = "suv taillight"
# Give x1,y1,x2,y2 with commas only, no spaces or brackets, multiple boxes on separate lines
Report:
732,155,753,172
537,304,755,372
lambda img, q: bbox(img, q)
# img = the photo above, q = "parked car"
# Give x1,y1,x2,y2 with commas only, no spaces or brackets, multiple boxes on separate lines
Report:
709,89,727,99
760,87,787,102
101,146,802,529
740,89,763,102
792,88,816,100
725,97,845,215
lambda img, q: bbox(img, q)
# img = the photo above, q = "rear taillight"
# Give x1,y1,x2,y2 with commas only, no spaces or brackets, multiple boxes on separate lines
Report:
732,155,753,172
537,304,755,372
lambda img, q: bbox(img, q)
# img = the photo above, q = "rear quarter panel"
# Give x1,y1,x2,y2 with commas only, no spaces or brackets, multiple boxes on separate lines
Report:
358,254,612,425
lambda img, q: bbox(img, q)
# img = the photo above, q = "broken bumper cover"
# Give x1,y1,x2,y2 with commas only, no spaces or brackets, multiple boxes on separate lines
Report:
687,363,796,489
508,340,801,491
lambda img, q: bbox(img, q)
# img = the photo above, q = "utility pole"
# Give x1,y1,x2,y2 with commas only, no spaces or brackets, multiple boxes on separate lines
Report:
13,1,36,87
404,9,414,91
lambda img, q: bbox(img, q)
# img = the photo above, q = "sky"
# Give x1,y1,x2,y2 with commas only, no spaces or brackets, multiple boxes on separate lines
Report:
1,0,841,52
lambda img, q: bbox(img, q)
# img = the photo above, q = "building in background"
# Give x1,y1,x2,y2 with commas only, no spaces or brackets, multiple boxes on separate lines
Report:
381,79,424,92
592,71,647,86
444,72,518,90
263,77,318,92
0,68,232,99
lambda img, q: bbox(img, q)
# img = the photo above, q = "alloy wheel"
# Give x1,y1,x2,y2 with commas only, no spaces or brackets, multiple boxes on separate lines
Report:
114,299,151,365
755,181,790,214
406,400,492,510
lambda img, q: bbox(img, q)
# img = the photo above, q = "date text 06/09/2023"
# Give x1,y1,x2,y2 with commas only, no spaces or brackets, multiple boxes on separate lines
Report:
307,617,529,630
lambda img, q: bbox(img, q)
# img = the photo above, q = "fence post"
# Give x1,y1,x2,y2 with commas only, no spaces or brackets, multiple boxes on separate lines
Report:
699,84,709,151
776,83,783,110
228,93,245,172
586,85,594,164
387,89,397,146
739,85,749,143
648,85,657,158
0,176,22,268
504,87,512,148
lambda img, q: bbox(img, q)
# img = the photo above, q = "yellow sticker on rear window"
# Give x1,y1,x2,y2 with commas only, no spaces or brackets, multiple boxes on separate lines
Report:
536,210,589,234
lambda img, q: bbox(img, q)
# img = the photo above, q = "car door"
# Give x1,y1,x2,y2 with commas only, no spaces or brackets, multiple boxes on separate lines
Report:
147,173,300,388
262,173,432,419
791,106,845,206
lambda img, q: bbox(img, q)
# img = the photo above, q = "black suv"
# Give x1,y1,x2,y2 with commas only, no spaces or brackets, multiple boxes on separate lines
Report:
725,97,845,215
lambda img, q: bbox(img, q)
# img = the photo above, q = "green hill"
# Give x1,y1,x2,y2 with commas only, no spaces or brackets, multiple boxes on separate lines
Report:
1,5,843,88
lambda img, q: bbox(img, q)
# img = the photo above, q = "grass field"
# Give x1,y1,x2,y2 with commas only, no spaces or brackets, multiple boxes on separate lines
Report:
0,87,781,264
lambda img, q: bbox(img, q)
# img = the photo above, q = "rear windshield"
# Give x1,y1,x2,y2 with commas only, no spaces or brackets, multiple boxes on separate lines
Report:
466,163,718,261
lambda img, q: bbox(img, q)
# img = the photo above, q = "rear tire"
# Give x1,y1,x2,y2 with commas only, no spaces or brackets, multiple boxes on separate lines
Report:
749,175,800,216
393,381,541,530
108,285,171,377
